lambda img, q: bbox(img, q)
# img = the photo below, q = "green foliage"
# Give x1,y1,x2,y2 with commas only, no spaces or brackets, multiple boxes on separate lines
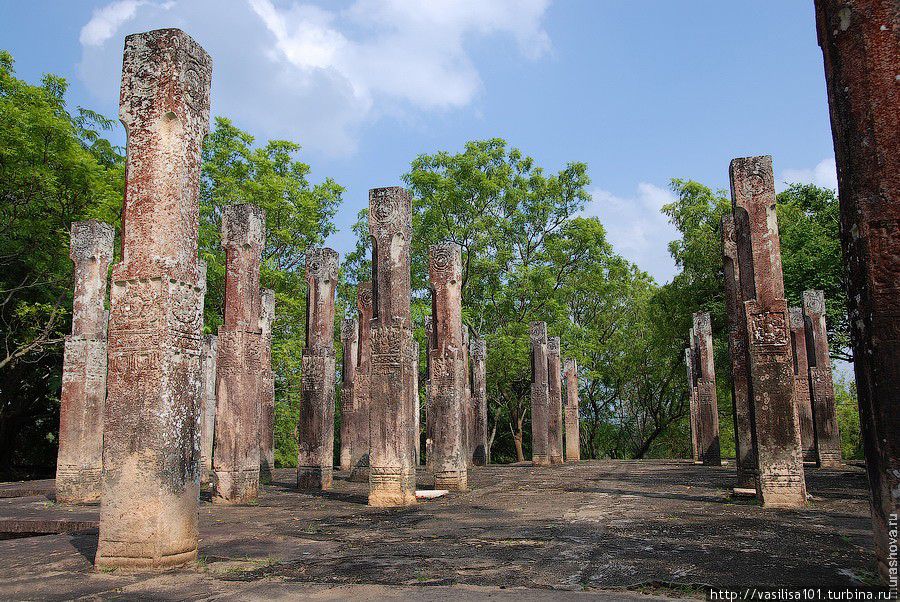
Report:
834,375,863,460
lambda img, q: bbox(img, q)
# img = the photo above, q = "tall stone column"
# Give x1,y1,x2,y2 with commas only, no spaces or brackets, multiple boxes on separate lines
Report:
547,337,564,465
684,346,701,463
530,321,550,466
199,334,217,486
788,308,817,463
298,248,338,490
721,214,757,488
816,2,898,577
259,288,276,482
428,243,467,490
368,187,417,507
57,220,114,504
97,28,211,570
471,337,488,466
803,291,842,467
563,358,581,463
462,327,473,467
692,312,721,465
340,317,359,471
424,315,434,472
413,342,421,465
730,155,806,508
349,283,372,482
213,204,266,504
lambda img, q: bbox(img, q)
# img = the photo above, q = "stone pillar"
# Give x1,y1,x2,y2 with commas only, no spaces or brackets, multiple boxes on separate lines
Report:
213,204,265,504
368,187,417,507
413,342,421,465
297,248,338,490
684,346,701,463
340,317,358,471
563,358,581,463
692,312,721,465
471,337,488,466
530,321,550,466
349,283,372,482
816,2,898,576
730,155,806,508
788,308,817,463
96,28,211,570
199,334,217,486
721,214,758,488
259,288,276,482
424,315,434,472
463,328,473,467
802,290,842,467
57,220,114,504
427,243,467,490
547,337,564,465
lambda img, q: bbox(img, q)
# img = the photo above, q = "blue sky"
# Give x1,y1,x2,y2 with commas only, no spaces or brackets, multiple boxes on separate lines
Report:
1,0,837,283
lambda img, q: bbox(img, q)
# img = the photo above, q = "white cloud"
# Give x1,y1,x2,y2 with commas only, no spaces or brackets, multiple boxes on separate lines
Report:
582,183,679,284
76,0,551,156
778,157,838,192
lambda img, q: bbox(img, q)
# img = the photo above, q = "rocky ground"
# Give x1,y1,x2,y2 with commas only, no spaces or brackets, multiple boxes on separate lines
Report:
0,460,876,600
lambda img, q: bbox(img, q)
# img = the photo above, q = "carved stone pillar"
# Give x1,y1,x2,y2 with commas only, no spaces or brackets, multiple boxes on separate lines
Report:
815,3,897,575
684,346,701,463
471,338,488,466
413,341,421,465
97,28,211,570
802,291,842,467
298,248,338,490
199,334,217,486
424,315,434,472
349,283,372,483
462,327,473,467
721,214,757,488
340,317,358,471
692,312,721,465
530,321,550,466
367,187,417,507
57,220,114,504
563,358,580,463
547,337,564,465
259,288,275,482
213,204,265,503
730,155,806,508
788,308,816,463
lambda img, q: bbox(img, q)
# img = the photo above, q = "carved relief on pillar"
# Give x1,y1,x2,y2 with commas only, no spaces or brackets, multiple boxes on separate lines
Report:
530,321,550,466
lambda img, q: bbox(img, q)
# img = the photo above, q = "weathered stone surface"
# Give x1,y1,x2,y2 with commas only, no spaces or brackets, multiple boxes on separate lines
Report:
788,308,816,463
428,243,467,490
721,214,757,488
199,334,217,486
462,327,473,468
424,315,434,472
802,290,842,468
57,220,114,504
547,337,564,465
563,358,580,463
471,337,488,466
730,155,806,508
816,2,898,577
530,321,550,466
349,283,373,483
213,204,266,504
97,28,211,570
413,341,421,465
692,313,721,466
340,317,359,472
684,346,701,463
367,187,416,507
298,248,338,490
258,288,276,483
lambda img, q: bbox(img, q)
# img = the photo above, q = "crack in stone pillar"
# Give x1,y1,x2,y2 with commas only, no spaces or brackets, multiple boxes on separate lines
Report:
471,337,488,466
259,288,276,483
788,308,817,463
692,312,721,466
340,317,359,472
564,358,581,463
349,282,372,483
547,337,564,465
530,321,550,466
802,290,842,468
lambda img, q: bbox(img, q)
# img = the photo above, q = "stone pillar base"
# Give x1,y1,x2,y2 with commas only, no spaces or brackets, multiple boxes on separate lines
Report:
212,469,260,504
532,455,550,467
757,468,807,508
298,466,333,490
55,465,102,504
549,454,564,465
434,470,467,491
96,547,198,572
817,452,842,469
369,467,416,507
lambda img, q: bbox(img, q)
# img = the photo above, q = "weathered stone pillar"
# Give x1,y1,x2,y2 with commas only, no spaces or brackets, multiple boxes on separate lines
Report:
547,337,564,465
413,341,421,465
788,308,817,463
297,248,338,490
349,283,372,482
461,327,473,467
721,214,757,488
424,315,434,472
259,288,275,482
563,358,581,463
802,290,842,467
816,2,898,576
199,334,217,486
684,346,701,463
213,204,265,504
692,312,721,465
57,220,114,504
97,28,211,570
428,243,467,490
471,337,488,466
368,187,417,506
530,321,550,466
730,155,806,508
340,317,358,471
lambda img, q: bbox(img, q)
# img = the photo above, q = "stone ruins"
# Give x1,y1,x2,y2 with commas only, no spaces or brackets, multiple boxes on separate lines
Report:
57,220,114,504
339,317,359,472
684,344,701,464
788,307,817,463
471,337,488,466
349,282,373,483
563,358,580,462
547,337,564,465
530,321,550,466
803,290,842,468
199,334,217,485
259,288,276,482
691,312,721,466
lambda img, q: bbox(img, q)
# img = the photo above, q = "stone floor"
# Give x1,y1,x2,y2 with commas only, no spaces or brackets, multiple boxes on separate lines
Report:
0,460,877,600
